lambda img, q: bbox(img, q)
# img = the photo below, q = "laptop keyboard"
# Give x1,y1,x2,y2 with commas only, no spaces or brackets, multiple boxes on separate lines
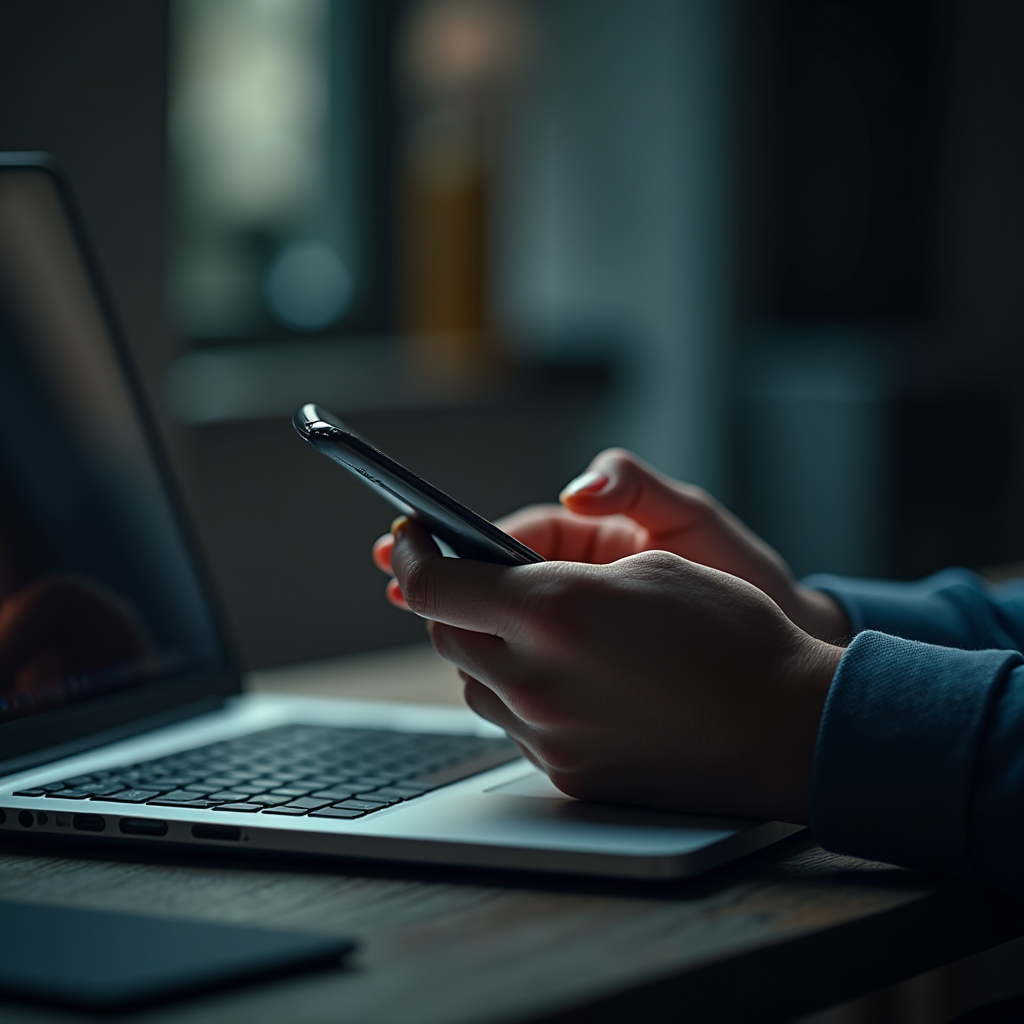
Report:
13,724,521,820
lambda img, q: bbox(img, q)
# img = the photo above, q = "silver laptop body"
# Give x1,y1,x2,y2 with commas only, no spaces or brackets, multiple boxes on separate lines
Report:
0,155,799,879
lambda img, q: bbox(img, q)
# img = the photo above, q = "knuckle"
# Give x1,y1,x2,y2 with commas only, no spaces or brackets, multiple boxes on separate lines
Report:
601,449,641,486
503,684,556,729
400,559,434,616
523,571,592,643
630,549,683,577
492,566,550,641
599,446,637,468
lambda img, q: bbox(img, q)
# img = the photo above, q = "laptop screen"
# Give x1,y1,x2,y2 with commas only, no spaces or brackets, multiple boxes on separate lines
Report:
0,161,233,754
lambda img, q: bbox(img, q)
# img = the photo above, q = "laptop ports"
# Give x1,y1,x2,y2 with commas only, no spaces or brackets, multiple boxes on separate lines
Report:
71,814,105,832
119,818,168,837
191,824,241,842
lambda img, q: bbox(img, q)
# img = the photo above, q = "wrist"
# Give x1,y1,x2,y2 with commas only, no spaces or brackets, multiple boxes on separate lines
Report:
770,635,844,824
794,586,851,645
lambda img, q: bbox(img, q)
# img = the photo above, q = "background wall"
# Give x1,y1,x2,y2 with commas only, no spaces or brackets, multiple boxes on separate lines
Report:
0,1,171,401
2,0,1023,673
494,0,735,493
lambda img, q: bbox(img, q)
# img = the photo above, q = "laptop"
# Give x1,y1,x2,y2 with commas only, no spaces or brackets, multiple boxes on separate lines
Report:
0,153,800,879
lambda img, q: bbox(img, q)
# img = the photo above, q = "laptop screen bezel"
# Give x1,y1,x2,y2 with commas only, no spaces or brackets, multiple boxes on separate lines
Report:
0,153,242,774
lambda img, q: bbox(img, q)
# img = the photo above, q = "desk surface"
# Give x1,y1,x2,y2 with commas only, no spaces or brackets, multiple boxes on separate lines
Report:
2,645,1022,1024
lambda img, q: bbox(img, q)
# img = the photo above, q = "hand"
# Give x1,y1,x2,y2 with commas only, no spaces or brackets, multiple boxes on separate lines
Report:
557,449,850,642
387,517,843,823
372,449,849,642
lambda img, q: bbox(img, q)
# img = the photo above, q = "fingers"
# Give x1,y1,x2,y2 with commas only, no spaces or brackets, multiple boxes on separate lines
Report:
492,505,563,556
389,517,533,636
373,533,407,607
461,673,518,733
385,577,409,610
427,620,518,692
495,505,639,563
460,673,539,766
372,533,393,574
559,448,705,536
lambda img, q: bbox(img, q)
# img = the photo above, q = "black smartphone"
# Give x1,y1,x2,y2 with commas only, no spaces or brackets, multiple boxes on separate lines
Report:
293,404,544,566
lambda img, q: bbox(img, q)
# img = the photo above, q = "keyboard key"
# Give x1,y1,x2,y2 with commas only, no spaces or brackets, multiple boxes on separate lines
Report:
60,774,98,786
343,775,396,789
105,790,164,803
296,776,346,788
77,784,128,797
199,777,242,789
47,725,519,824
153,789,204,802
12,789,46,797
134,775,196,788
148,799,217,808
280,797,332,810
368,786,430,800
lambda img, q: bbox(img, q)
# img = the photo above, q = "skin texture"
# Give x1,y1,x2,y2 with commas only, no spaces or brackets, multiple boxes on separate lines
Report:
372,449,848,823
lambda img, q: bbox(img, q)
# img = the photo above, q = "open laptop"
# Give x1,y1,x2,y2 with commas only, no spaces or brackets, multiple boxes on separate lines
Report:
0,154,800,879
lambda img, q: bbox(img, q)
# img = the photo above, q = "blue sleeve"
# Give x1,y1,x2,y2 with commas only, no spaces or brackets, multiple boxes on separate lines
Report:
810,632,1024,889
806,573,1024,893
802,568,1024,651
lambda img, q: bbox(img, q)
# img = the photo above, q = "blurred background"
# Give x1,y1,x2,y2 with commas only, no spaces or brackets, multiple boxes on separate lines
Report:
1,0,1023,671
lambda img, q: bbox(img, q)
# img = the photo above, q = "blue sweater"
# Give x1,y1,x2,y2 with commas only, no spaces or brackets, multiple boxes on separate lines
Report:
805,570,1024,893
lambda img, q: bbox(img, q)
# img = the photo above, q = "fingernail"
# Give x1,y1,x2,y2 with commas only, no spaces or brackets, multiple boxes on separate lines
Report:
560,471,609,499
391,515,410,537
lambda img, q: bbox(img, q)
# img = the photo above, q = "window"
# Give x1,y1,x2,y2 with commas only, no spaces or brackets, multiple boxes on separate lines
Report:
169,0,398,342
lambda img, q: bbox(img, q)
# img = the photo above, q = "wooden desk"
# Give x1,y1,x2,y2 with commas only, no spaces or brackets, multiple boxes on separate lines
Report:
2,645,1022,1024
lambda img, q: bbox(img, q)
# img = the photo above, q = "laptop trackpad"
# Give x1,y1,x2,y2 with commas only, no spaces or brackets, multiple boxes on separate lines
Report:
485,771,568,800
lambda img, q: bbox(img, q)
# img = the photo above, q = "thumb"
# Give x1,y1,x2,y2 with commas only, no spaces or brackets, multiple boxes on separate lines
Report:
559,449,703,536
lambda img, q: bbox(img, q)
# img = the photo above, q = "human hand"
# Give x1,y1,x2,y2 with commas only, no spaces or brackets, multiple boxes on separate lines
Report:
544,449,849,642
372,449,848,641
387,517,843,823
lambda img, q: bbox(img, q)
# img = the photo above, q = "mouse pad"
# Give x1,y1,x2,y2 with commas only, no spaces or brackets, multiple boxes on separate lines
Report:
0,899,356,1010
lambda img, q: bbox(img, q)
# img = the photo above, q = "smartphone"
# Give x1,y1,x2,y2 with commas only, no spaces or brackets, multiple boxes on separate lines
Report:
293,404,544,566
